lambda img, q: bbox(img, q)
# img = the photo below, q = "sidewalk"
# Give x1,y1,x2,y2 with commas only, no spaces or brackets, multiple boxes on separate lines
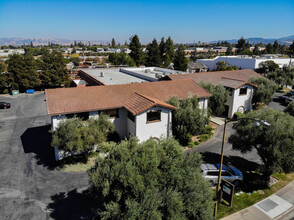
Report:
221,180,294,220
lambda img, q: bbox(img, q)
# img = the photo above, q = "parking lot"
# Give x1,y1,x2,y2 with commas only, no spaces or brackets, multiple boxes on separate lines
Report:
0,92,97,219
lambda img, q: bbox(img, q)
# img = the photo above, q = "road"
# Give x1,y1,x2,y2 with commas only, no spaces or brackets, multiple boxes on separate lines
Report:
0,93,97,220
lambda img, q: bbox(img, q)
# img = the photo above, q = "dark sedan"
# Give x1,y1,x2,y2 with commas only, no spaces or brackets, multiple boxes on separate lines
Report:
0,102,11,109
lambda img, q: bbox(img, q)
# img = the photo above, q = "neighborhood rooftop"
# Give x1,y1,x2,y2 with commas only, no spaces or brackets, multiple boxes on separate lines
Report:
163,69,262,89
79,68,147,85
46,79,211,116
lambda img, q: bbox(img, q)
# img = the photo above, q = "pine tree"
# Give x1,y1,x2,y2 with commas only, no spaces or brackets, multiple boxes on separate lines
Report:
159,37,165,59
236,37,246,53
226,44,233,55
266,43,273,54
129,35,145,66
273,40,279,53
111,38,116,48
253,45,261,55
173,44,188,71
146,38,161,67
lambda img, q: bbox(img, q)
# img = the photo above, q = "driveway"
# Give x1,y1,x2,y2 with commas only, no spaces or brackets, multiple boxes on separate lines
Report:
0,93,98,219
267,92,287,111
192,123,262,172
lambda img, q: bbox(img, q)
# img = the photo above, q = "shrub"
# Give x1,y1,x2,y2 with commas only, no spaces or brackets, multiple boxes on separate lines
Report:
233,112,245,119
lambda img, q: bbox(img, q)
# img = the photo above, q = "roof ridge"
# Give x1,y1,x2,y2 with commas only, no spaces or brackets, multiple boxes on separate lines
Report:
133,92,156,104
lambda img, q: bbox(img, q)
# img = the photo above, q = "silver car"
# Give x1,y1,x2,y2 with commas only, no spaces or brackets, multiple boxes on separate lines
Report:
201,163,243,186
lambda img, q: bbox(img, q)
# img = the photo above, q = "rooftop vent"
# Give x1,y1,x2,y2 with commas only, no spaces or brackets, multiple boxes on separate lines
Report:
100,72,104,77
145,69,151,73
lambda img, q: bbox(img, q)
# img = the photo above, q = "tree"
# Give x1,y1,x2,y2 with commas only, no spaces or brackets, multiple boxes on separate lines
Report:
236,37,246,53
39,50,70,89
289,41,294,55
229,108,294,181
159,37,165,59
226,44,233,55
255,61,279,75
200,82,229,116
273,40,279,53
215,61,238,71
266,43,273,54
108,53,135,66
51,113,114,160
164,36,175,67
250,77,277,105
253,45,261,55
7,53,40,91
284,101,294,117
129,35,145,66
173,44,188,71
111,38,116,48
239,49,253,56
167,95,209,145
146,38,162,67
88,137,214,219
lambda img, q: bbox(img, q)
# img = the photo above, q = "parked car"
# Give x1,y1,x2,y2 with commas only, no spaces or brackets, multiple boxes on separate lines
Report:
0,102,11,109
201,163,243,186
281,92,294,104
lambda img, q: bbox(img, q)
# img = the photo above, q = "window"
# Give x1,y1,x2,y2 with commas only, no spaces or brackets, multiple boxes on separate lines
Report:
239,87,247,95
66,113,75,119
101,109,119,118
146,110,161,123
128,111,135,122
207,171,219,176
221,171,232,176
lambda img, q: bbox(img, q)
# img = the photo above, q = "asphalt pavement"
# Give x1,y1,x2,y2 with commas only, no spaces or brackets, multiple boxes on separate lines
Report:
0,92,97,220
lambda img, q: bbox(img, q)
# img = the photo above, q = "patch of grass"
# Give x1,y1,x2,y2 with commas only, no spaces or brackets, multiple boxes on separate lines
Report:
217,172,294,219
59,157,96,172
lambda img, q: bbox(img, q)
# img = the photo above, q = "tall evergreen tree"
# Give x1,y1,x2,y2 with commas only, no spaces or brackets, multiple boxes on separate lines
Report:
39,50,70,88
226,44,233,55
273,40,279,53
159,37,165,59
173,44,188,71
236,37,246,53
129,35,145,66
164,36,175,67
253,45,261,55
146,38,161,67
266,43,274,54
7,53,40,91
111,38,116,48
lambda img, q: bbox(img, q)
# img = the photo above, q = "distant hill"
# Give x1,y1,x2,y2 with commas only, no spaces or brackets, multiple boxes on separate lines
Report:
0,38,108,46
210,35,294,45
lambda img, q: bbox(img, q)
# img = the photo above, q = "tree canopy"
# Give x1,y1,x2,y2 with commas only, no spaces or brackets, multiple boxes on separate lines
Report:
173,44,188,71
250,77,277,105
129,35,145,66
108,53,135,66
88,137,214,220
51,114,114,159
7,53,40,91
229,108,294,181
199,82,229,116
167,95,209,145
146,38,162,67
284,101,294,117
215,61,238,71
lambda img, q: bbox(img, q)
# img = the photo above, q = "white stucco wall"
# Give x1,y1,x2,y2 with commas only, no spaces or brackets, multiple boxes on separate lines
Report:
229,85,254,118
135,107,172,142
197,56,292,70
127,115,136,138
51,115,66,130
109,108,128,139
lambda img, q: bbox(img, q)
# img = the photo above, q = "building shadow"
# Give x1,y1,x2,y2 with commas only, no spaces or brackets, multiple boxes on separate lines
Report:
47,188,102,220
200,151,260,172
21,125,56,170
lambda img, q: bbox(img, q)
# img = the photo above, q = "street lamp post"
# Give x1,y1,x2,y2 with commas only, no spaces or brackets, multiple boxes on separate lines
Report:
214,117,270,217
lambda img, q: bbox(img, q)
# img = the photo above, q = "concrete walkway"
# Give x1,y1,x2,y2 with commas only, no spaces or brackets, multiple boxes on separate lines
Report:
210,116,226,126
221,180,294,220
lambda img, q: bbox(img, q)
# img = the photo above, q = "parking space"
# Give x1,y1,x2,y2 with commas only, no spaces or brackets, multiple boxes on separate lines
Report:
0,92,95,219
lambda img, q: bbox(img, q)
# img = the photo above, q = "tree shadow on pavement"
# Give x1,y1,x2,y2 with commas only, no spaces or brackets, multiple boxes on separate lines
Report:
47,188,102,220
21,125,56,170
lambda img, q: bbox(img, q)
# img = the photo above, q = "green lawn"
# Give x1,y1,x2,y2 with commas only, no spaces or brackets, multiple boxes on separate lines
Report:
217,172,294,219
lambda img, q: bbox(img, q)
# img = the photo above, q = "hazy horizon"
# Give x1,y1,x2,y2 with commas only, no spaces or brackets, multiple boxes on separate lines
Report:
1,0,293,44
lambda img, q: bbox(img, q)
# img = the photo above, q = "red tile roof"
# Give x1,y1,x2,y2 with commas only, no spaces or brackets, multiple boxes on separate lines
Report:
165,69,262,89
124,93,176,115
46,79,211,116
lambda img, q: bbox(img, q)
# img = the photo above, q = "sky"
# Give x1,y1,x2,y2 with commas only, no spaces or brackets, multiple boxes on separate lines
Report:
0,0,293,44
